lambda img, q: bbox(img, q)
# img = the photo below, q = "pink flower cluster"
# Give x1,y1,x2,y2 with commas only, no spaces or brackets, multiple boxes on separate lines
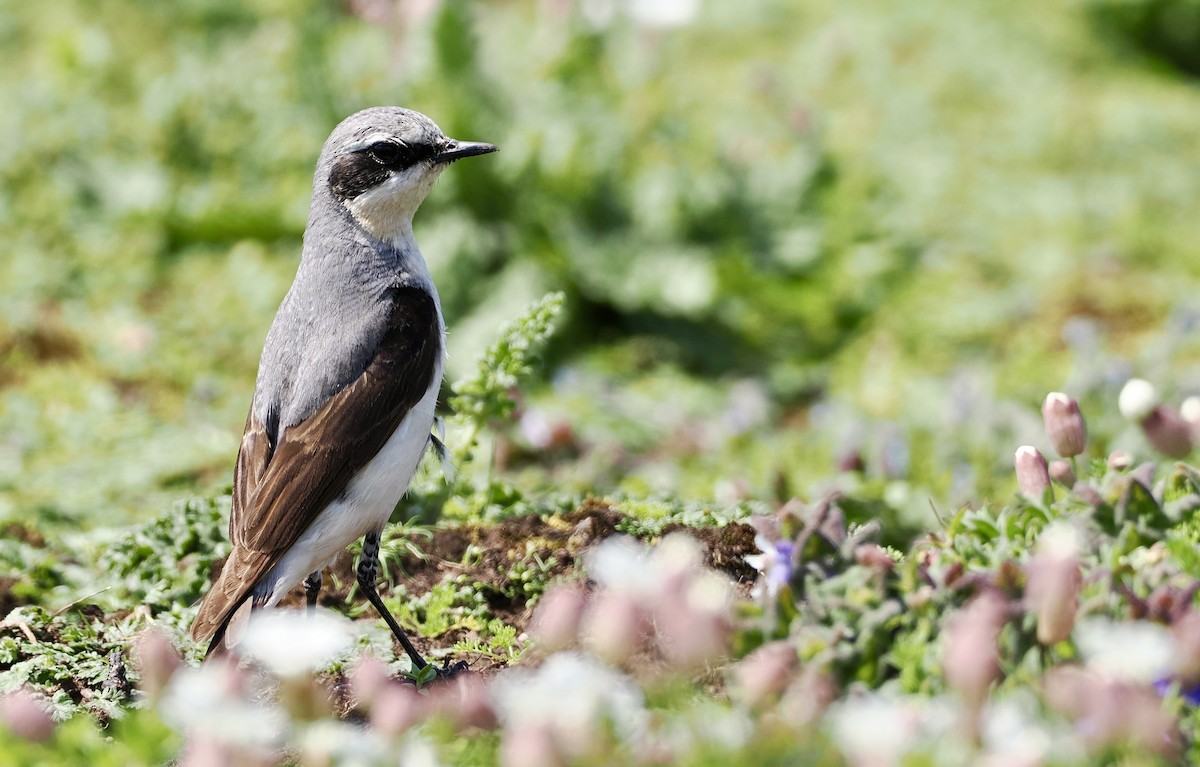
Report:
533,534,734,670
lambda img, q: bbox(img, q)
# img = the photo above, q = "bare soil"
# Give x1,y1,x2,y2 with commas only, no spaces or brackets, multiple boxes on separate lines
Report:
278,498,757,671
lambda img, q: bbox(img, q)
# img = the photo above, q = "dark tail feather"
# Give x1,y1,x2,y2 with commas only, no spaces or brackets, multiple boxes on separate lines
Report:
192,547,267,659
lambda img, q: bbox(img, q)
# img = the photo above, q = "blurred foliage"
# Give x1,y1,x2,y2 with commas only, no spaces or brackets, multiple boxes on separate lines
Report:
0,709,179,767
3,0,1200,526
98,496,230,614
1088,0,1200,75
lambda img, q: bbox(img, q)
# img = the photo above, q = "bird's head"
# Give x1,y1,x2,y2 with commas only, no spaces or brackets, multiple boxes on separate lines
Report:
318,107,496,244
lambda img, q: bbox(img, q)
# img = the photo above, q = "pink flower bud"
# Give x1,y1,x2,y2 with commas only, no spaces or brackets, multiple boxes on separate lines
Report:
430,673,497,732
530,585,586,653
1025,525,1081,645
131,627,183,699
1073,481,1104,506
835,449,865,473
655,572,732,670
1108,450,1133,470
943,593,1007,711
733,641,798,709
178,737,231,767
369,682,427,736
1042,392,1087,457
1131,461,1156,488
1045,668,1180,756
500,723,564,767
581,592,646,665
1182,396,1200,444
349,653,391,709
1123,687,1181,757
1140,406,1193,458
1048,459,1077,488
778,667,836,727
1042,665,1091,720
855,543,895,572
1173,610,1200,682
657,603,728,670
0,689,54,742
1014,446,1051,500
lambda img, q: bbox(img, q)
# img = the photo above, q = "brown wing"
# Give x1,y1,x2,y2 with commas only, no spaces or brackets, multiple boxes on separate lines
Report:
191,287,441,647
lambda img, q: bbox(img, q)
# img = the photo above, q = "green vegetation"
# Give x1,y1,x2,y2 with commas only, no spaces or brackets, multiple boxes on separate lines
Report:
3,0,1200,764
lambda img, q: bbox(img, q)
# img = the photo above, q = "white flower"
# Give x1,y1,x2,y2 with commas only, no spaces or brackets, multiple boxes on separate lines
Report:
980,693,1061,762
1037,522,1082,559
1075,618,1174,683
586,536,658,599
626,0,698,28
1118,379,1158,422
297,719,390,764
1181,396,1200,425
159,664,286,748
397,733,448,767
656,533,703,576
238,608,355,679
827,693,922,765
491,652,648,756
686,571,732,614
656,700,753,756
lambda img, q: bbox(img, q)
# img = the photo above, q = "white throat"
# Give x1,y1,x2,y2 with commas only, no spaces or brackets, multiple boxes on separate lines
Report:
343,166,447,327
344,164,445,251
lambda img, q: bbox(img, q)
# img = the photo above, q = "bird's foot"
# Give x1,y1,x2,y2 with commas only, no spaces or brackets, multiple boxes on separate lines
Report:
404,658,470,687
436,659,470,678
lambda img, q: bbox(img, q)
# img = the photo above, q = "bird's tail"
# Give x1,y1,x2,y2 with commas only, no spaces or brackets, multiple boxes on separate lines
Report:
191,546,270,658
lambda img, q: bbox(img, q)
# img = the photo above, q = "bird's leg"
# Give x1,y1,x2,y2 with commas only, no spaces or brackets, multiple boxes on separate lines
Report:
303,571,322,615
357,530,431,672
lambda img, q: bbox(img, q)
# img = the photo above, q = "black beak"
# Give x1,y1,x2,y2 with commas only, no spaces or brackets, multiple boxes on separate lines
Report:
436,139,498,164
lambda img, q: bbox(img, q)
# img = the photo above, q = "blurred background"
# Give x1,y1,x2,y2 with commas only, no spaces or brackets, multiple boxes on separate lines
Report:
2,0,1200,529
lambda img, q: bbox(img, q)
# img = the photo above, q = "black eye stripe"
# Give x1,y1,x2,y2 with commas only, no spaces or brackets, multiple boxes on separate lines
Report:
366,141,412,167
327,139,437,201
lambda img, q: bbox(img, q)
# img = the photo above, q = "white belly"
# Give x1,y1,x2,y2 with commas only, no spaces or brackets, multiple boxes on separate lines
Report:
262,364,442,605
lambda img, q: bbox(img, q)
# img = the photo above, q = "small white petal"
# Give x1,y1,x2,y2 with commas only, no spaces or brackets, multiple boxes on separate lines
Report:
686,572,732,614
656,533,703,574
586,536,656,596
397,734,447,767
1037,522,1082,559
828,693,921,761
626,0,698,28
1181,396,1200,425
159,666,286,747
491,652,648,748
239,608,355,678
1118,379,1159,422
1075,618,1174,683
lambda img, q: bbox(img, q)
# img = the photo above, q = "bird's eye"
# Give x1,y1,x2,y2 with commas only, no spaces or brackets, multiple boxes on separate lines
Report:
366,141,411,167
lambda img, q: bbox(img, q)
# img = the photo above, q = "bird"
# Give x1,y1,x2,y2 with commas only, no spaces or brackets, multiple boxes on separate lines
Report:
190,107,497,673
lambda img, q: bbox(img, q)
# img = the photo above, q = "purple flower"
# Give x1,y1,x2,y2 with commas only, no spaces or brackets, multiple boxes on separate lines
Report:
746,535,794,599
1154,678,1200,706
